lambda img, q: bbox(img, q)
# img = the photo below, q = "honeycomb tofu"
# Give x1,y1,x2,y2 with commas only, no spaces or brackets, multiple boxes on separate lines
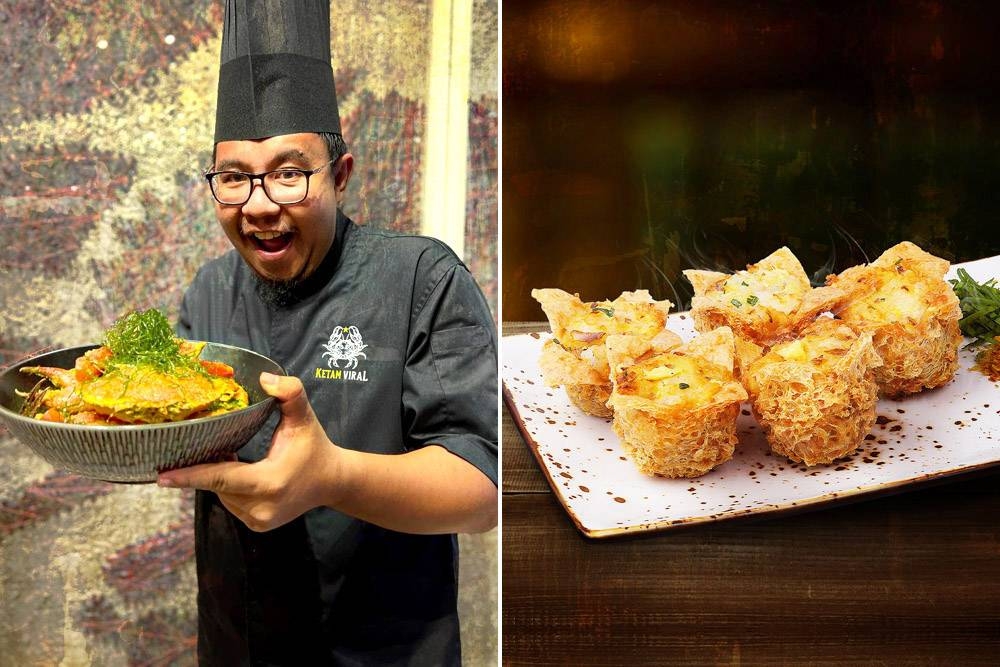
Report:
684,247,839,347
606,327,748,478
744,318,882,466
532,288,674,417
825,241,962,397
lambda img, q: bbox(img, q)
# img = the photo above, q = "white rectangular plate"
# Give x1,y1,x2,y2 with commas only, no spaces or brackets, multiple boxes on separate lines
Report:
502,255,1000,538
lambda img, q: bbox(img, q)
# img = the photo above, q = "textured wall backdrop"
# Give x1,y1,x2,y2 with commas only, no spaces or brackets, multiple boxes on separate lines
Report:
0,1,498,664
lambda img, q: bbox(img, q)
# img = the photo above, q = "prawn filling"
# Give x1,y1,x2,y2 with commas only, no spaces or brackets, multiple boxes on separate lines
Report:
532,288,673,353
684,247,823,347
839,267,932,324
716,265,808,318
615,355,727,407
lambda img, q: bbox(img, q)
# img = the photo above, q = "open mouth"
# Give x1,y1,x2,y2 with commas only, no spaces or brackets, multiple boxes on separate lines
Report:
249,230,293,254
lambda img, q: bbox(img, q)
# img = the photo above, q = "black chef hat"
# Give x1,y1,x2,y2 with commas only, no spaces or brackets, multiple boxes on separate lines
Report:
214,0,342,142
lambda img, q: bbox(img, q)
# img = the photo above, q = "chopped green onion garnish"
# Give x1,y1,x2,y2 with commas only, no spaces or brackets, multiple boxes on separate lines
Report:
746,295,759,306
950,268,1000,347
730,298,742,308
103,309,196,373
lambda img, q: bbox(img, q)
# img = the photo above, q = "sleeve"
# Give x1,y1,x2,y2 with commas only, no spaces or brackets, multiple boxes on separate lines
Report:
175,283,196,339
175,261,214,340
402,260,498,487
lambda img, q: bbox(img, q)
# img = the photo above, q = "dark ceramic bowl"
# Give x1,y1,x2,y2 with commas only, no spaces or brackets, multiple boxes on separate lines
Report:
0,343,282,483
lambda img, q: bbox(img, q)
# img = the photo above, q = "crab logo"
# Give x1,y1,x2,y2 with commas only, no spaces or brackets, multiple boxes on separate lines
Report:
321,326,368,369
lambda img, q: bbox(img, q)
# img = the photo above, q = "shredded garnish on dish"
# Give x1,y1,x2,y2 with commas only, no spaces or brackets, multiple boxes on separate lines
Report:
950,268,1000,347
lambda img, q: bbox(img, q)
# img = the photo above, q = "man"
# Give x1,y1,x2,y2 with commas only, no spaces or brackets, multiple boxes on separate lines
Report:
155,1,498,664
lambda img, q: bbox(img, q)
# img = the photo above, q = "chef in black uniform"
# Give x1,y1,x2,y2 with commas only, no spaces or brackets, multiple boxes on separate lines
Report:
155,2,498,665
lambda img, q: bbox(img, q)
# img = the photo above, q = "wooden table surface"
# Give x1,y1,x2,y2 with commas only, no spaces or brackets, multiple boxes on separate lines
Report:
501,322,1000,666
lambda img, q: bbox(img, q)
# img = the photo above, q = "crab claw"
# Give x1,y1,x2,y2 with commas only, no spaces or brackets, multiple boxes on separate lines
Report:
74,347,111,381
20,366,78,388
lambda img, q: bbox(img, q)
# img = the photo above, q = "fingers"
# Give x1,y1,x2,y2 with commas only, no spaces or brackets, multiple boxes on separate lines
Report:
260,372,315,426
157,460,262,495
154,374,331,533
158,460,290,532
216,494,285,532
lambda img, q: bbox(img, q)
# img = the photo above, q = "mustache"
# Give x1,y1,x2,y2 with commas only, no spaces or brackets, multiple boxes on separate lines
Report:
241,224,293,235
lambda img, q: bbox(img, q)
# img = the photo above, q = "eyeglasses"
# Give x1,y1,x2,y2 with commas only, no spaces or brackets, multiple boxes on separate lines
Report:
204,159,337,206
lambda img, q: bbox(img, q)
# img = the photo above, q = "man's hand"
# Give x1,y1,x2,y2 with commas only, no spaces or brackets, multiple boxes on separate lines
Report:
157,372,340,531
157,373,497,535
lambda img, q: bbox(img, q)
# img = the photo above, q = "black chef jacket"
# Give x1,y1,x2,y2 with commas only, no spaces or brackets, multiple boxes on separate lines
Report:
176,213,498,666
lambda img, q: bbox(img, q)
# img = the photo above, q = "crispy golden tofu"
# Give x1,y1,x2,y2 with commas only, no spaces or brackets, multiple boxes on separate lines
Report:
684,247,842,347
532,288,674,417
606,327,748,478
825,241,962,397
744,318,882,466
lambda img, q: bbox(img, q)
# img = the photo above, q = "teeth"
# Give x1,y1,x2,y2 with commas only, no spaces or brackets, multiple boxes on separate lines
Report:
252,231,285,240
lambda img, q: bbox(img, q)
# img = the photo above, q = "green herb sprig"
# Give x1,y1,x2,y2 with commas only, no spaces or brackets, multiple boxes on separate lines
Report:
949,268,1000,347
591,305,615,318
103,309,195,372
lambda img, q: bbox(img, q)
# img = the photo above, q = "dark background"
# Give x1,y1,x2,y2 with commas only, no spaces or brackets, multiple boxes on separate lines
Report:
503,0,1000,320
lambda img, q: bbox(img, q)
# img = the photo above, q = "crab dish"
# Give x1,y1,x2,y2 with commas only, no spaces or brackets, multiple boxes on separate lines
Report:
19,310,249,425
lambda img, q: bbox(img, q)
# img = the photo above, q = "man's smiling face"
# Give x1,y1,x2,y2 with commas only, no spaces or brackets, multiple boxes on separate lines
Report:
212,132,352,287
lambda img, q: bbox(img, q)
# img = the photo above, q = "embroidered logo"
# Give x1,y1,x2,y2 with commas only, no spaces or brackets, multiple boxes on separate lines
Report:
316,326,370,382
321,326,368,369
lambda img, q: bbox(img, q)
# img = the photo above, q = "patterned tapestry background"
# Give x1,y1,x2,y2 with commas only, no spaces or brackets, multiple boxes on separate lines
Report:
0,1,498,665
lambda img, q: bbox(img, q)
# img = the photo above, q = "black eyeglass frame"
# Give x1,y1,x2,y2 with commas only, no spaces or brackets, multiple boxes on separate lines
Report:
204,158,338,206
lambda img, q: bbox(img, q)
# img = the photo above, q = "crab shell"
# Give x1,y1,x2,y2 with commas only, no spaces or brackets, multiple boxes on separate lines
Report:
78,365,234,424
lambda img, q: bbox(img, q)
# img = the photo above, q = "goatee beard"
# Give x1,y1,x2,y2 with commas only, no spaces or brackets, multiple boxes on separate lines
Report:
252,273,302,308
